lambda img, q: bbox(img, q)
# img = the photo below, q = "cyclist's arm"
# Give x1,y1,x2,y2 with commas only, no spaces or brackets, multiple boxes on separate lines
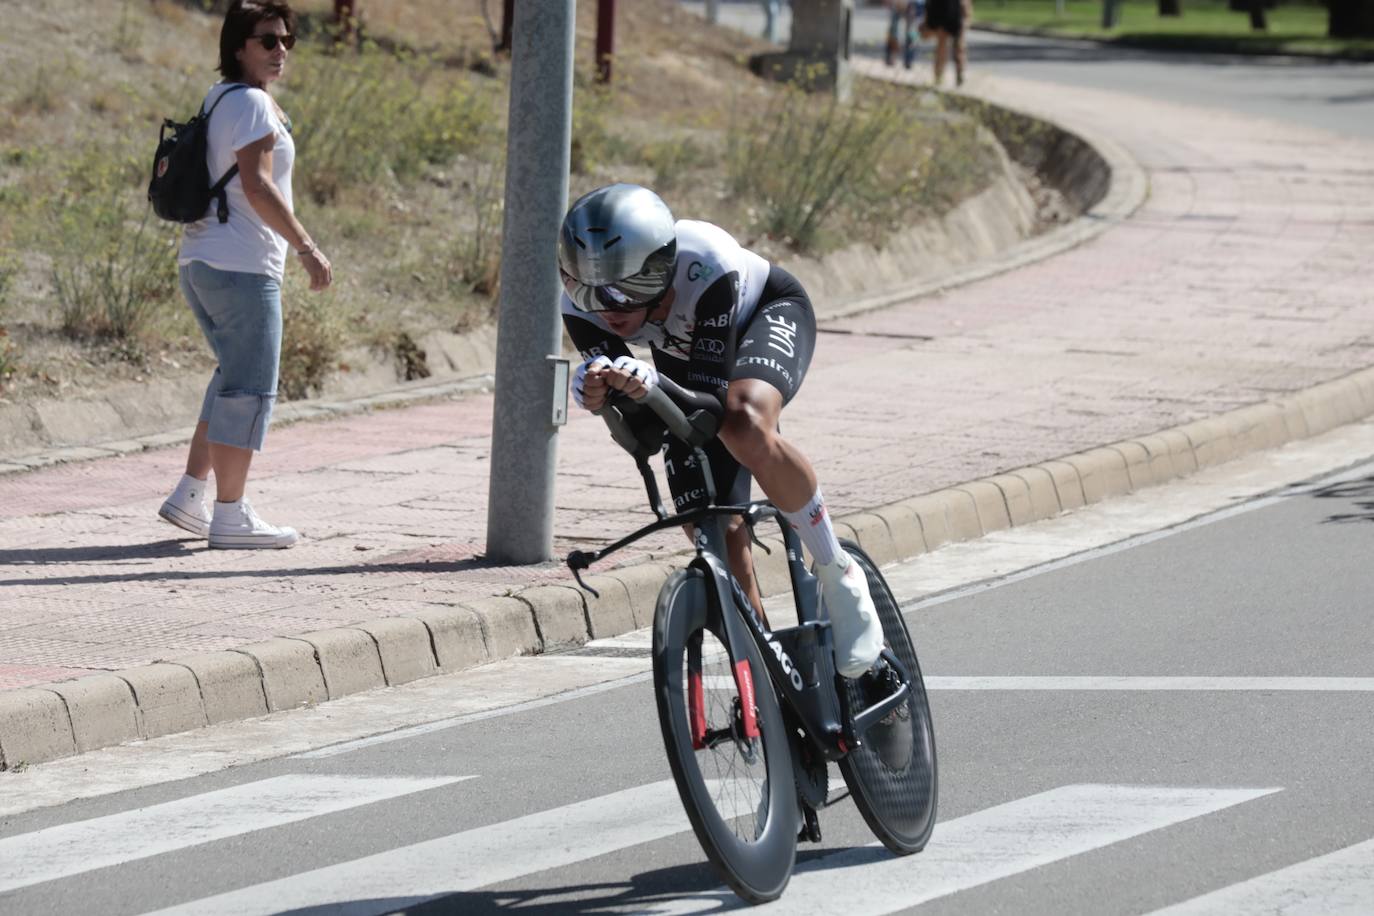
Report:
563,313,633,364
682,272,738,400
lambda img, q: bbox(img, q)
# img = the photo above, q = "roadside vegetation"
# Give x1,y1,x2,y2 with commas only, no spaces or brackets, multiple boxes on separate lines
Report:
973,0,1374,56
0,0,1008,406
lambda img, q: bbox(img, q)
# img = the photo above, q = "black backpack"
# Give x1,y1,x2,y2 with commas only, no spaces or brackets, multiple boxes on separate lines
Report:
147,84,248,224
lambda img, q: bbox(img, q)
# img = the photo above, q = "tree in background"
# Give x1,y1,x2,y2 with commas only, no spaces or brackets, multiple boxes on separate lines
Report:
1158,0,1181,17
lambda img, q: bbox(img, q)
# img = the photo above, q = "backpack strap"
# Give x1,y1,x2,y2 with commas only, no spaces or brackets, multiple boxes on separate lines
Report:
204,84,250,224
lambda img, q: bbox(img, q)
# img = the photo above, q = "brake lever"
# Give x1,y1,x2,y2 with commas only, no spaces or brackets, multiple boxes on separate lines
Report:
566,550,602,598
744,503,775,554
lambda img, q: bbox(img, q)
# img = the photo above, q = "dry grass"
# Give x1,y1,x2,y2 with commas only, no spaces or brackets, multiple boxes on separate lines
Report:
0,0,1007,405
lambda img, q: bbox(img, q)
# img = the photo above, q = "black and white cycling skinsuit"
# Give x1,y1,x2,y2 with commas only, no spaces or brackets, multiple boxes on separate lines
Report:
562,219,818,513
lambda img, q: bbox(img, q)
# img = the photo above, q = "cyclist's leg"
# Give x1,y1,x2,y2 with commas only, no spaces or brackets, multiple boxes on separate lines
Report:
665,438,767,621
721,271,882,677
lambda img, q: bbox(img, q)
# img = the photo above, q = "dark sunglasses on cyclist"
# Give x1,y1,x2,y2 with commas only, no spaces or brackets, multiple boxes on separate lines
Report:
249,33,296,51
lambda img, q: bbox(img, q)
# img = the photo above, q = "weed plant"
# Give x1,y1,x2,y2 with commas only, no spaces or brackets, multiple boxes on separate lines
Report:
281,44,497,204
728,80,995,253
44,143,181,351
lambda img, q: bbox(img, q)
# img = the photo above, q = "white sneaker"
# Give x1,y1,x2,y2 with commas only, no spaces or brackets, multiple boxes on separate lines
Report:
158,474,211,538
208,499,299,550
817,551,884,678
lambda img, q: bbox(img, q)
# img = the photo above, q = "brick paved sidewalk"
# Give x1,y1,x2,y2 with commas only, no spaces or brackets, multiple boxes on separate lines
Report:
2,72,1371,691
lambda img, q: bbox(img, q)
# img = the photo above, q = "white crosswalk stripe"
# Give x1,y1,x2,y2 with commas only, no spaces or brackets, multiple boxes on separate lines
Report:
131,781,1283,916
0,774,472,895
1145,838,1374,915
137,779,694,916
644,784,1282,915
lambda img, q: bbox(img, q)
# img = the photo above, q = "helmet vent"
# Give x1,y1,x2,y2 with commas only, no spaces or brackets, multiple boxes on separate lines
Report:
604,235,622,249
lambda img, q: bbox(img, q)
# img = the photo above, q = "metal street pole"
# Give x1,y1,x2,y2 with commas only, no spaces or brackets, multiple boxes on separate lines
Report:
485,0,575,564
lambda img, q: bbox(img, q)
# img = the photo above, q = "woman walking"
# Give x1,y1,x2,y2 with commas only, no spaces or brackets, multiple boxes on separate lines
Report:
158,0,332,548
922,0,970,86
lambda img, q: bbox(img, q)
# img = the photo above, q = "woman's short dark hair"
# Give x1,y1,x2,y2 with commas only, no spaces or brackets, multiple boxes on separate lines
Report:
218,0,297,82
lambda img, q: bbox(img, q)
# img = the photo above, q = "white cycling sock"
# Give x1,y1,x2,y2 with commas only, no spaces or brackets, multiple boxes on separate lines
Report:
781,488,842,568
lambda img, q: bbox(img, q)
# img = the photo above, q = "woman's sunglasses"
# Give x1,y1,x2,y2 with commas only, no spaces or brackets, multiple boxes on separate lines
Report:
249,33,296,51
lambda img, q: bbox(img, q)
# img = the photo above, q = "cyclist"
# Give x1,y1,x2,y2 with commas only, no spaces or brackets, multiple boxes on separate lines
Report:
559,183,882,679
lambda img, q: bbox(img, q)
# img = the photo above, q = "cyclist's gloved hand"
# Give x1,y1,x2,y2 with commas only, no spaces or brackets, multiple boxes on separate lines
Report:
608,356,658,401
573,355,613,410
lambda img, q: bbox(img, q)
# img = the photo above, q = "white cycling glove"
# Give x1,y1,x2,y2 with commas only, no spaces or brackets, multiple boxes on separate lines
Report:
572,355,613,410
611,356,659,392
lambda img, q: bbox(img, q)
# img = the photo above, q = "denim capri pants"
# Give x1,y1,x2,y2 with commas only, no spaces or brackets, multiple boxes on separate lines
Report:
178,261,281,452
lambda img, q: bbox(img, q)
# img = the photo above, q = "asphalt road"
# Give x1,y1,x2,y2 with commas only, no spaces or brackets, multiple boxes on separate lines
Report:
684,1,1374,138
3,442,1373,914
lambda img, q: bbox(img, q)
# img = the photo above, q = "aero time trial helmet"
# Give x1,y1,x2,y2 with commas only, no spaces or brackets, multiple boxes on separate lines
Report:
558,183,677,313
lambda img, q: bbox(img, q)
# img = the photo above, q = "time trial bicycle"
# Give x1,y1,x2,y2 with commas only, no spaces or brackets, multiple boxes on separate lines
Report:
566,377,937,903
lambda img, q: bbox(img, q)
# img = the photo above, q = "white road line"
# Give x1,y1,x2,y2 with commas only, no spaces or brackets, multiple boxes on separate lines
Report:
1146,838,1374,915
294,668,653,760
647,784,1281,915
0,774,471,895
925,676,1374,692
138,780,694,916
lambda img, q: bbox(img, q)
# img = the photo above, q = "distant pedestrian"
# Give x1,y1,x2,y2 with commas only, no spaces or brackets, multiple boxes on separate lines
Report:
760,0,786,44
885,0,925,70
921,0,970,86
158,0,332,549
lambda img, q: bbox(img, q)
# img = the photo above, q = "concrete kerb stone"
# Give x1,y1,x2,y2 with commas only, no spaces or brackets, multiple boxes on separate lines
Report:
953,481,1010,534
289,629,386,700
871,501,927,560
115,663,209,739
1108,441,1154,492
1133,434,1180,485
841,511,899,567
412,604,489,672
579,574,637,639
168,652,269,726
48,674,141,752
1009,466,1061,520
987,473,1036,527
1065,448,1132,503
514,584,591,651
354,618,439,686
1038,459,1087,511
605,562,676,630
0,688,75,769
464,596,542,660
233,638,328,712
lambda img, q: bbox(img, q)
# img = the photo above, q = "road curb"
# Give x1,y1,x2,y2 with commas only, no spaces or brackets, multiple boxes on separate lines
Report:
6,363,1374,768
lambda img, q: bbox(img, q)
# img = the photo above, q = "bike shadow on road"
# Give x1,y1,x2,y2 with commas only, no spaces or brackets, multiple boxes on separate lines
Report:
266,846,887,914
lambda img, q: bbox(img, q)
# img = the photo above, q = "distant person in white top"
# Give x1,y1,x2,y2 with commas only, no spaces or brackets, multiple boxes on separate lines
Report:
158,0,332,549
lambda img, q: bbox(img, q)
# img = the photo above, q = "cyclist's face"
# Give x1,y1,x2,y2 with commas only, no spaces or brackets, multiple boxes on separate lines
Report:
602,308,650,337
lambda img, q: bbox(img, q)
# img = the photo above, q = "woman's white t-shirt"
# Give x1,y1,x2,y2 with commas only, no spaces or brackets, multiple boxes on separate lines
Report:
178,83,295,282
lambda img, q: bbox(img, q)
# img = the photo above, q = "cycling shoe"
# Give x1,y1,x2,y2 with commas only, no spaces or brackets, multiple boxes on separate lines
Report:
817,550,883,678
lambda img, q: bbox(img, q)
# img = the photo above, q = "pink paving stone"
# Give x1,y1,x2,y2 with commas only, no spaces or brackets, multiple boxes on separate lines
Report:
1,72,1372,687
0,665,102,690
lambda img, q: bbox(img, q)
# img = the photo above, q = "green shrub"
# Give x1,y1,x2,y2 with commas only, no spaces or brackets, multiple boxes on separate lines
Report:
278,287,345,400
570,81,616,175
453,154,505,296
0,326,15,389
639,136,714,191
727,83,912,252
44,144,180,351
282,45,496,204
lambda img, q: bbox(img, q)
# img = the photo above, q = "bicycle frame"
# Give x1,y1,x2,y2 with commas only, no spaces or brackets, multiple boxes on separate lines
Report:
566,393,911,762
